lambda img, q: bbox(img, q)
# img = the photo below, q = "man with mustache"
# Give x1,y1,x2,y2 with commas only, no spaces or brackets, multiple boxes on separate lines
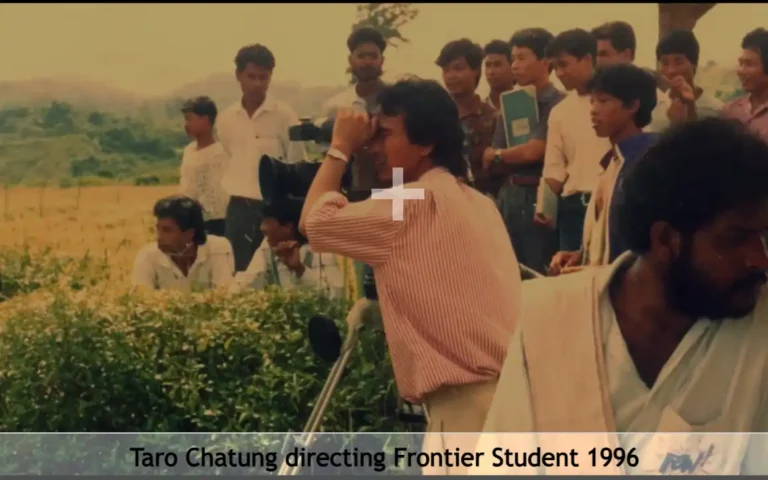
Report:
722,28,768,143
479,117,768,474
323,27,388,302
436,38,500,197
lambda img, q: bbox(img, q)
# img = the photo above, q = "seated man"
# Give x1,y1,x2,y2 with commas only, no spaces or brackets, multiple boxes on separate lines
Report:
479,118,768,474
132,195,234,291
230,196,344,298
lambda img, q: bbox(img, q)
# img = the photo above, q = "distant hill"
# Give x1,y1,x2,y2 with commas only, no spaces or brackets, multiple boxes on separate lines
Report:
0,67,743,187
0,77,151,114
167,73,345,117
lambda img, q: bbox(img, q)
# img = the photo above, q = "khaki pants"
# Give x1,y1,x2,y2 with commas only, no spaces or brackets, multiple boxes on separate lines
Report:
421,379,497,475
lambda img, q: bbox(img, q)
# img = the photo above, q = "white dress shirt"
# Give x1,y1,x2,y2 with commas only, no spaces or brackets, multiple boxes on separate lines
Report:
543,92,612,196
216,97,307,200
230,239,344,299
322,86,369,117
178,141,230,221
645,88,723,133
646,88,673,133
131,235,234,292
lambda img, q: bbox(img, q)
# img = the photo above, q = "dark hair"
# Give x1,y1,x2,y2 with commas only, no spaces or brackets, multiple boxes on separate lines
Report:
234,44,275,73
181,96,218,126
509,28,554,59
591,21,636,57
153,195,206,245
546,28,597,63
436,38,484,71
376,78,467,178
587,64,657,128
348,26,386,54
618,117,768,254
483,39,512,63
656,29,700,66
261,197,307,244
742,27,768,74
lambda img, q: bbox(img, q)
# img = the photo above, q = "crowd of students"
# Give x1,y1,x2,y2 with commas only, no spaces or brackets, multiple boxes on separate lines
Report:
125,21,768,473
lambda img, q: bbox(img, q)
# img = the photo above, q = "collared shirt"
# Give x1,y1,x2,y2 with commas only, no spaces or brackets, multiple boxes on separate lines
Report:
543,92,612,196
131,235,234,292
604,133,659,262
460,94,500,196
645,88,672,133
721,95,768,143
646,88,723,133
230,239,344,299
480,252,768,474
216,97,307,200
178,141,230,221
491,84,566,178
304,167,521,402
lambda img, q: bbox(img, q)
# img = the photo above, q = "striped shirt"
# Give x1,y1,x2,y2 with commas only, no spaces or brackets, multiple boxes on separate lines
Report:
305,167,521,402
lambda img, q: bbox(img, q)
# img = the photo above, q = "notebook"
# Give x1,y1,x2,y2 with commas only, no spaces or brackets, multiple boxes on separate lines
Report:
500,85,539,148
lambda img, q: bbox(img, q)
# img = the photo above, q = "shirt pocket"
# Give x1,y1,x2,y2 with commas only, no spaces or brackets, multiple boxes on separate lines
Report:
253,136,283,160
633,407,744,475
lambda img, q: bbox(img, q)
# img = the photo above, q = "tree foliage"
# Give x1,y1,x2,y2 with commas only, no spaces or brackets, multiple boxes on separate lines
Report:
351,3,420,50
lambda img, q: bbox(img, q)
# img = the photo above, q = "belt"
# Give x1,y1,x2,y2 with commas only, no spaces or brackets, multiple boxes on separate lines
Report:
564,191,592,207
508,175,541,187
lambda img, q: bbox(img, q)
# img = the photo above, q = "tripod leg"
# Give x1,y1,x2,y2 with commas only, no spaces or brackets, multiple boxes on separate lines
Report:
278,328,361,476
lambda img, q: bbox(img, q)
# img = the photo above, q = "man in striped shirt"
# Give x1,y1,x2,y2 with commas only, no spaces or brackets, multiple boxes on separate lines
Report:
299,79,521,436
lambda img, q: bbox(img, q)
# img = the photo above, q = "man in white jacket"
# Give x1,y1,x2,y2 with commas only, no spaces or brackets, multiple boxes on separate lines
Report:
478,117,768,475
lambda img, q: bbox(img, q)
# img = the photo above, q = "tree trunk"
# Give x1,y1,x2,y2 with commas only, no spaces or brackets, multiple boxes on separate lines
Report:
658,3,716,40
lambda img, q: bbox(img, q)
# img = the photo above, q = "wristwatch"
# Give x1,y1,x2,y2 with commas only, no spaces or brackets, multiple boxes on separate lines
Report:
326,147,350,163
492,149,502,165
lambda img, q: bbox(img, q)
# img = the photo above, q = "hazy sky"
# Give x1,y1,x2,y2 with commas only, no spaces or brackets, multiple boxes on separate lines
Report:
1,3,764,97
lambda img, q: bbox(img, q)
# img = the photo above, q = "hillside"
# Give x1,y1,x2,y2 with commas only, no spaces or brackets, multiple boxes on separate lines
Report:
168,73,345,117
0,102,187,186
0,67,743,187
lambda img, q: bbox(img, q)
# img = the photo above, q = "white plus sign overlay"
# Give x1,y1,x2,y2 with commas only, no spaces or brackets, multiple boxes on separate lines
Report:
371,168,425,221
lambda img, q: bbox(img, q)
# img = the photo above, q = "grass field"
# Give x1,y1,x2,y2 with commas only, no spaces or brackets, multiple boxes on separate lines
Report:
0,184,177,285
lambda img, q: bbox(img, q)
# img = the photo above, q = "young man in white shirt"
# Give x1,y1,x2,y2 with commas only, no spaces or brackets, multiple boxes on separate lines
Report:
217,44,307,272
591,21,671,133
652,29,723,129
230,196,343,298
132,196,234,292
540,29,611,252
178,96,230,236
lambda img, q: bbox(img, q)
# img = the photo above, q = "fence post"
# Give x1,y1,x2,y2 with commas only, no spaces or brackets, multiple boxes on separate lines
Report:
76,180,82,211
38,182,46,218
2,183,8,219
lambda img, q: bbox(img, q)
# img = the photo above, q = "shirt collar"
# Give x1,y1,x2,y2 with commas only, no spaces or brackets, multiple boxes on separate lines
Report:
598,132,658,170
459,94,486,119
237,96,276,118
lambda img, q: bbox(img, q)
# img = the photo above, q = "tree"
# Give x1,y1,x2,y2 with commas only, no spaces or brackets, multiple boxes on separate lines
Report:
352,3,420,50
658,3,716,40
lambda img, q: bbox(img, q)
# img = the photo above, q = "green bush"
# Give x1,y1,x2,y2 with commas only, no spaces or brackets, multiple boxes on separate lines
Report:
0,247,110,302
0,287,402,433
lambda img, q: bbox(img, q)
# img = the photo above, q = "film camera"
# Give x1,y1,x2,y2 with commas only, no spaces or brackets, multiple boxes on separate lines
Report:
257,117,378,302
258,118,353,204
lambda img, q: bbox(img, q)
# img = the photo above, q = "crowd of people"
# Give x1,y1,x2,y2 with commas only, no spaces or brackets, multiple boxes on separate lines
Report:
127,17,768,473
